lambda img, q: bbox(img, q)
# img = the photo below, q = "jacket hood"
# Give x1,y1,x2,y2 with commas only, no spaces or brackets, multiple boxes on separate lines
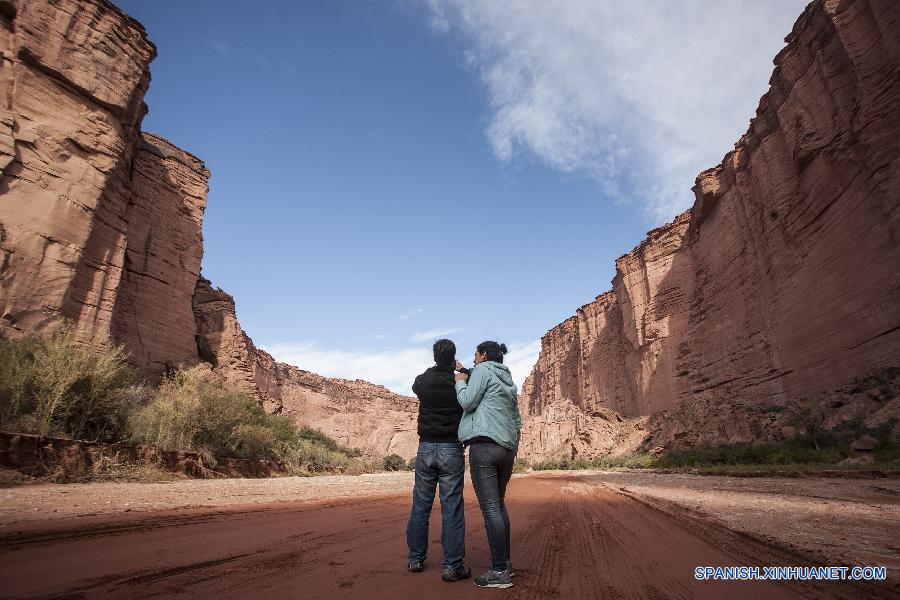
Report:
479,361,516,388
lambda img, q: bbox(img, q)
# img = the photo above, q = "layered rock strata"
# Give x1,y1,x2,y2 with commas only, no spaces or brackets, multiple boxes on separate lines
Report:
0,0,417,457
520,0,900,459
0,0,155,342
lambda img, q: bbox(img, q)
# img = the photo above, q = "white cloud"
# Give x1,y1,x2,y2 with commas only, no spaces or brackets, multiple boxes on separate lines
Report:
264,342,432,396
399,308,423,321
504,339,541,390
410,328,461,344
263,337,540,396
426,0,807,222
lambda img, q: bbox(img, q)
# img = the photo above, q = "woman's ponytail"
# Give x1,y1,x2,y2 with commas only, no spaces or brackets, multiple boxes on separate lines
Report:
477,340,508,363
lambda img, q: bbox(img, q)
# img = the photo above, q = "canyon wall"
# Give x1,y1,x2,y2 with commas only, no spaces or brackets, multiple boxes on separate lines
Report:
520,0,900,459
0,0,417,458
0,0,155,343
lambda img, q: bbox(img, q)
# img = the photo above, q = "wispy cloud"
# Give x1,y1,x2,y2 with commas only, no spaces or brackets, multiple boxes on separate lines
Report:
399,308,423,321
410,328,461,344
504,340,541,390
425,0,806,223
264,341,432,395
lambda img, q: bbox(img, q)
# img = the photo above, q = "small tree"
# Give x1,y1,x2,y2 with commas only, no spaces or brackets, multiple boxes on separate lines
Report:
789,402,828,450
383,453,406,472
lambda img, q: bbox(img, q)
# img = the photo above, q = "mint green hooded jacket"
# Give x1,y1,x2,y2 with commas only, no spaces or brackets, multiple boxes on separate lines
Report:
455,361,521,452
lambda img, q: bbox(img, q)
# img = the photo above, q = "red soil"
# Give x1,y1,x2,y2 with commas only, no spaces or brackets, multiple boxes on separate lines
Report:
0,473,886,599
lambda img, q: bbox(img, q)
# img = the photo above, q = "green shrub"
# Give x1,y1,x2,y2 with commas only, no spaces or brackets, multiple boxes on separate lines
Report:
283,440,353,475
129,367,291,459
229,424,279,459
383,453,406,471
406,456,417,471
129,367,362,474
31,326,132,439
0,337,39,425
129,367,206,452
0,327,132,441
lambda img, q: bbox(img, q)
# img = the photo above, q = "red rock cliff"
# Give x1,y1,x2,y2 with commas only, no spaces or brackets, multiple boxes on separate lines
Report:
0,0,417,458
0,0,155,342
520,0,900,459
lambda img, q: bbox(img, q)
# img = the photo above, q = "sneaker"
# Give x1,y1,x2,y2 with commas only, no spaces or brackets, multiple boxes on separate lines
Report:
408,561,424,573
442,564,472,582
506,560,516,578
473,569,513,588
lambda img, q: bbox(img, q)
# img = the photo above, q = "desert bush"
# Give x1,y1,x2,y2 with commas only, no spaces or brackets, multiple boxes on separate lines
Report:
129,367,206,451
229,424,279,459
32,326,132,438
129,367,360,474
130,367,285,458
0,327,132,441
406,456,417,471
0,337,39,425
283,440,355,475
383,453,406,472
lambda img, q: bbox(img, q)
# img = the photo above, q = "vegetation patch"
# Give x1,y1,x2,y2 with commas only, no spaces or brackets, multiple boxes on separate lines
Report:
0,330,410,481
527,434,900,476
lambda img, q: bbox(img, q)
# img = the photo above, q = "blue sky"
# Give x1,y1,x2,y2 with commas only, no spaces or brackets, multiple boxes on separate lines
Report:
116,0,807,394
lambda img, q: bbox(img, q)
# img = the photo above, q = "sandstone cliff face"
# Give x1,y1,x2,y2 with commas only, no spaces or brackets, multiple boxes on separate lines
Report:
112,133,209,375
0,0,418,458
520,0,900,459
0,0,155,342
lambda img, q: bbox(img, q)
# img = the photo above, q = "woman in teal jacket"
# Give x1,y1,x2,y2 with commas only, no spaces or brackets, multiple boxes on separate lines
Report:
455,340,521,589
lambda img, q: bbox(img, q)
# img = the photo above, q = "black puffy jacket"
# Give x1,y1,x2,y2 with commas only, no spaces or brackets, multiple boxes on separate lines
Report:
412,365,463,443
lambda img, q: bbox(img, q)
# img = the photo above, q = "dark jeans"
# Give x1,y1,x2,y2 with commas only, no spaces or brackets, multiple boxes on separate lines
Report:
406,441,466,569
469,440,515,571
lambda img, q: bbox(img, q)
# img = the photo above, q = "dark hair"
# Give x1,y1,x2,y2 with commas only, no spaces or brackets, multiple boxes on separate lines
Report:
433,339,456,367
476,340,508,363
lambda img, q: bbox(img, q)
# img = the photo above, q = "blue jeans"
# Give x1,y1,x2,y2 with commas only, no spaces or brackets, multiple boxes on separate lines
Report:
469,441,515,571
406,441,466,569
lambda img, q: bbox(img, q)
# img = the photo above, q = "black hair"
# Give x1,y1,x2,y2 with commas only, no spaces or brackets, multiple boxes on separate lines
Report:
476,340,508,364
433,338,456,367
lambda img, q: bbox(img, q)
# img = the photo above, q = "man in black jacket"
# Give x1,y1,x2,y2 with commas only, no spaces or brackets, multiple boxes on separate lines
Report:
405,339,471,582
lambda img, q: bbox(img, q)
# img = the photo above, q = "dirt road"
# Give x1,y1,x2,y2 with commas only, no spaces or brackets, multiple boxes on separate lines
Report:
0,473,889,599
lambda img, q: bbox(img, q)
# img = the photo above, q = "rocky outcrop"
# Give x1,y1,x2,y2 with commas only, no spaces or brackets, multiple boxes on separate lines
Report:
0,0,210,378
520,0,900,459
112,133,209,375
0,0,418,459
193,278,419,458
0,0,155,343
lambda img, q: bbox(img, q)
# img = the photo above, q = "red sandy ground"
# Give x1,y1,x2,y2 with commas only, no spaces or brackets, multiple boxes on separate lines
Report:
0,472,895,599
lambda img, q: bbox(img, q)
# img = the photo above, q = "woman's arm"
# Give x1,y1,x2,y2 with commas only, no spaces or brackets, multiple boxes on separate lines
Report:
455,366,488,413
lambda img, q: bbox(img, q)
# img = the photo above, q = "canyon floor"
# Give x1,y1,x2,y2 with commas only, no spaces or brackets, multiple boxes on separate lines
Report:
0,471,897,599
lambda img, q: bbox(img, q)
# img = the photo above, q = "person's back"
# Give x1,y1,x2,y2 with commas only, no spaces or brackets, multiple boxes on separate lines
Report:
406,339,471,583
413,363,463,443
